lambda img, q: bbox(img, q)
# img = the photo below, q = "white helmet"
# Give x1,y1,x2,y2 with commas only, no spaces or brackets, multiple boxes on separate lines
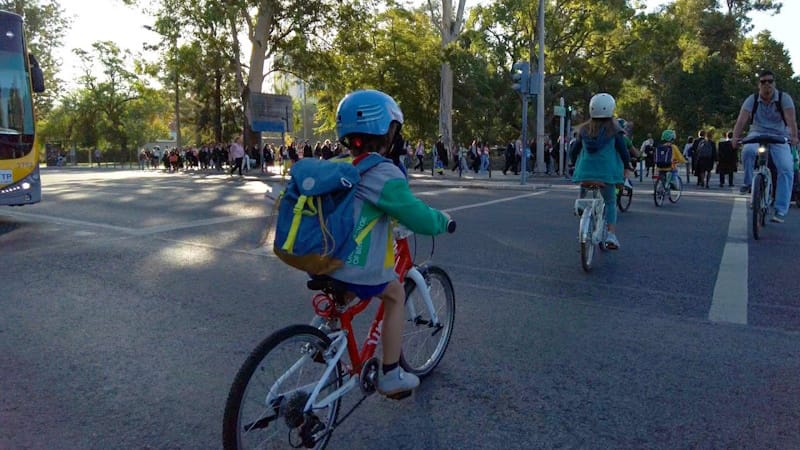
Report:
589,93,616,118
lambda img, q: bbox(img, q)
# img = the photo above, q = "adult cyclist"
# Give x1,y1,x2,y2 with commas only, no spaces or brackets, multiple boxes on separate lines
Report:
732,69,799,223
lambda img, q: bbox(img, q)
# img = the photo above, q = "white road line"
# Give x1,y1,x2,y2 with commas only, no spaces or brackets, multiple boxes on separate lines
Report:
1,209,133,233
442,191,547,213
708,197,749,324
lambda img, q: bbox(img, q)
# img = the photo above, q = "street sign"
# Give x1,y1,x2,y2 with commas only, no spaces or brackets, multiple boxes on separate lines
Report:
554,105,566,117
250,93,293,133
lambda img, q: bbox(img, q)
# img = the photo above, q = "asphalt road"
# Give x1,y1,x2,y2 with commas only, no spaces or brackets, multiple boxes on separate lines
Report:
1,168,798,449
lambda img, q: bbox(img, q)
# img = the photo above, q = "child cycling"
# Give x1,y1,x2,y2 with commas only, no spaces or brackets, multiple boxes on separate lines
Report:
331,89,452,398
569,93,630,249
654,129,686,188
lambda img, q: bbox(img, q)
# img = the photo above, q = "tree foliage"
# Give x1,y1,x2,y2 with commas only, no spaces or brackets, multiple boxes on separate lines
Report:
36,0,800,155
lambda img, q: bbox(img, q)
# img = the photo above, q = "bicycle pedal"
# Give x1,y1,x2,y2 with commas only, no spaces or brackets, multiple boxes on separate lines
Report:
384,390,413,401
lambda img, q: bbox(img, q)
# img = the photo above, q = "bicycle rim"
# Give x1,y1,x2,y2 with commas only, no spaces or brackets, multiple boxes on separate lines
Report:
401,266,455,377
223,325,342,450
669,177,682,203
752,175,763,240
653,180,665,206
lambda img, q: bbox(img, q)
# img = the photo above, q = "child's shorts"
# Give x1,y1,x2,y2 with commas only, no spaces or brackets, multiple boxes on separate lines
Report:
342,281,389,300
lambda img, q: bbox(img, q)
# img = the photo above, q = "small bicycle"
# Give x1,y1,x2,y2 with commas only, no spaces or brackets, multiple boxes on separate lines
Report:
653,170,683,207
575,182,608,272
222,222,457,449
742,134,787,240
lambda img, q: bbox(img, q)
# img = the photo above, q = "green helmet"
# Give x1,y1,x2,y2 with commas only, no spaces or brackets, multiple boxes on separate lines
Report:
661,129,676,142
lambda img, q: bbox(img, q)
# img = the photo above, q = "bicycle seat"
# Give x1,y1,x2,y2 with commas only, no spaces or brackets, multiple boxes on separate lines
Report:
580,181,606,188
307,276,349,295
741,134,787,145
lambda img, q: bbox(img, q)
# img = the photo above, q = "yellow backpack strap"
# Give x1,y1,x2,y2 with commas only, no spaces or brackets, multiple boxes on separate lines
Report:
282,194,307,253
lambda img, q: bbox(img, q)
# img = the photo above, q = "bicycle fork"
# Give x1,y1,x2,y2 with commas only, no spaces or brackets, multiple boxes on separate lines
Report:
404,266,441,327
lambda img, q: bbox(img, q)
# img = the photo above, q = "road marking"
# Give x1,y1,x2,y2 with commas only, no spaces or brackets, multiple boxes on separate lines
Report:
708,197,748,324
443,191,547,213
0,208,267,236
1,209,133,233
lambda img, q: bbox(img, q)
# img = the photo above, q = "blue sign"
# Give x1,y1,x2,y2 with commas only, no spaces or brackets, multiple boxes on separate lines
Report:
252,120,286,133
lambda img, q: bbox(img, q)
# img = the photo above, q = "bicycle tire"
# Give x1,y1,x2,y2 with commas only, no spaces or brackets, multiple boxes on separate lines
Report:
223,325,342,450
668,176,682,203
653,178,666,207
401,266,456,377
617,186,632,212
752,174,764,240
580,211,595,272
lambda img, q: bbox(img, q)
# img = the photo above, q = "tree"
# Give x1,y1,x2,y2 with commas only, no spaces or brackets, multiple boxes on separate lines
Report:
424,0,468,153
74,41,169,159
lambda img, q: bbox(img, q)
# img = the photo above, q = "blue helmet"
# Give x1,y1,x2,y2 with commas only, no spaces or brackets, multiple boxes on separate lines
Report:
336,90,404,142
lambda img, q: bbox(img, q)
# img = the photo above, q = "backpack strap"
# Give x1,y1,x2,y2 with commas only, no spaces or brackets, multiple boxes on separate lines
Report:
349,153,392,245
750,90,787,125
282,195,321,254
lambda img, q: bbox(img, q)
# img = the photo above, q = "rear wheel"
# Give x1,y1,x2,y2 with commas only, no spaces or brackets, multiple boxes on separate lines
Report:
580,212,595,272
617,185,632,212
223,325,342,450
668,175,683,203
752,174,764,240
401,266,455,377
653,178,666,207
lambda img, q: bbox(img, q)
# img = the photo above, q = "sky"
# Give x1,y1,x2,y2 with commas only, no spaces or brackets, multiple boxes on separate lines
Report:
53,0,800,89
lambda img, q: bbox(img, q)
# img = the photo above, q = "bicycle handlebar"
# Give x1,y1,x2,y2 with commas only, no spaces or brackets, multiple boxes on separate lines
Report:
446,220,457,234
741,134,788,145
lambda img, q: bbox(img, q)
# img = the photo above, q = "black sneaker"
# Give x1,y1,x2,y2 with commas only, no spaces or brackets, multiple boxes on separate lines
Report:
739,186,750,194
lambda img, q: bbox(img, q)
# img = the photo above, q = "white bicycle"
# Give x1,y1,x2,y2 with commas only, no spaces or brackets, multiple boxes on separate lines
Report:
574,182,608,272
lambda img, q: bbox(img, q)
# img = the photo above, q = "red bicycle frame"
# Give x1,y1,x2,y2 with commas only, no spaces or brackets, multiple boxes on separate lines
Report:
313,236,415,376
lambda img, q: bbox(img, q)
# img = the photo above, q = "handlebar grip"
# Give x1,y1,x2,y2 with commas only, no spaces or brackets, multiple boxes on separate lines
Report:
446,220,456,234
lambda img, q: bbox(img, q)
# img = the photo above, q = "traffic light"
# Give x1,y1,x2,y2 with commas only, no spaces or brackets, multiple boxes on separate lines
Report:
511,61,530,94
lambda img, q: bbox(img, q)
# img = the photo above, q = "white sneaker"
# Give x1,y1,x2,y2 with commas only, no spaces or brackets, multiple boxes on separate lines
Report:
377,367,419,399
623,178,633,189
604,232,620,250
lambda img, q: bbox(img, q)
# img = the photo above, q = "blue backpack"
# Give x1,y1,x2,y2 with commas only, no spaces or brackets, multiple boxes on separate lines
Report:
654,144,673,169
271,154,387,275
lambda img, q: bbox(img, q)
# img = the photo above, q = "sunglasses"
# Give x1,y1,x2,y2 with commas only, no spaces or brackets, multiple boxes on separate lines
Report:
759,79,774,84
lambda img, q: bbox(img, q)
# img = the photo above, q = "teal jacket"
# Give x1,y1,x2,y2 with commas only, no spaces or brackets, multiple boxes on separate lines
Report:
329,153,450,286
571,128,630,185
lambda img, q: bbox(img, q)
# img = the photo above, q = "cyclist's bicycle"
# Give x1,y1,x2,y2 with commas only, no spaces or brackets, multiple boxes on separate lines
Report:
742,134,787,240
575,182,608,272
222,222,457,449
616,178,633,212
653,170,682,207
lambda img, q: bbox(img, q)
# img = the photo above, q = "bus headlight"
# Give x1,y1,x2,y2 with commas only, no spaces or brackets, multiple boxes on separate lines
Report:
21,182,30,189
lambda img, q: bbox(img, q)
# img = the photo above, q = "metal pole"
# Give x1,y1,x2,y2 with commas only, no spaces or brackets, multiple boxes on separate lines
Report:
521,94,528,185
559,97,565,178
535,0,545,174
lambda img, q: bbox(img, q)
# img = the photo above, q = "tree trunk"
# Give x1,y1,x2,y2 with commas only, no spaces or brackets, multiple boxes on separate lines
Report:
435,0,466,152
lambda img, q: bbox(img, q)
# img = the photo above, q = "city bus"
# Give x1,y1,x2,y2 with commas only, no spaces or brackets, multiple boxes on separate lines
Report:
0,10,45,206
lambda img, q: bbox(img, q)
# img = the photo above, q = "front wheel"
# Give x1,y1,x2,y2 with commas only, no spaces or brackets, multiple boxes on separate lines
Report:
222,325,342,450
752,174,764,240
653,178,666,207
401,266,456,377
668,175,683,203
617,185,633,212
